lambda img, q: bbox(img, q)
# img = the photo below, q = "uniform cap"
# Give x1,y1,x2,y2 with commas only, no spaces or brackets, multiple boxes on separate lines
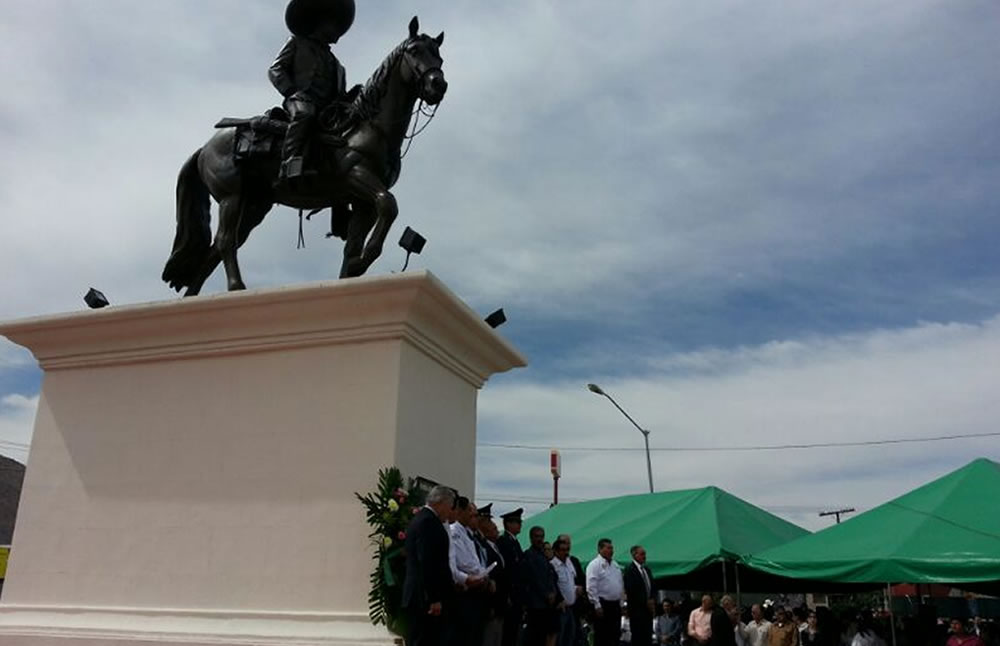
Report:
499,507,524,522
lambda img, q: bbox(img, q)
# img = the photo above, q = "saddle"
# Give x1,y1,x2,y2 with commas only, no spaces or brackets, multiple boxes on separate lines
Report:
215,108,290,165
215,104,352,166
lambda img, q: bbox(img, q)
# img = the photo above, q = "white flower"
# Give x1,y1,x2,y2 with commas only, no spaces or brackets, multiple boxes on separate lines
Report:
387,499,400,512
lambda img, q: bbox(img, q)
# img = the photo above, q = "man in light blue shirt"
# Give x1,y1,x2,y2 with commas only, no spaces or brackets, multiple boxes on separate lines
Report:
551,538,578,646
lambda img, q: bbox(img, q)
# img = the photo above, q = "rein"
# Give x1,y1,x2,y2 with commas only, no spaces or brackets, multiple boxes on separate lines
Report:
401,99,439,160
399,53,442,160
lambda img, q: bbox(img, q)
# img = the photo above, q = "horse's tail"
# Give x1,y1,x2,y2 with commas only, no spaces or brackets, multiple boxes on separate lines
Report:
162,148,211,292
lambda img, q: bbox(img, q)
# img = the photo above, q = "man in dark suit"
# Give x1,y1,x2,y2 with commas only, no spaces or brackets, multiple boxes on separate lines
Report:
709,596,737,646
520,525,559,646
708,594,739,646
402,485,456,646
496,508,525,646
624,545,655,646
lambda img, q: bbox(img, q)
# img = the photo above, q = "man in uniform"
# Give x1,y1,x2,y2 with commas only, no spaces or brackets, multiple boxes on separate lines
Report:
269,0,355,181
478,504,508,646
497,508,525,646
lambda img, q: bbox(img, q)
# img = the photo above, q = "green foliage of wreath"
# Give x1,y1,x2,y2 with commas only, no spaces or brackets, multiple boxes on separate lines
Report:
355,467,427,637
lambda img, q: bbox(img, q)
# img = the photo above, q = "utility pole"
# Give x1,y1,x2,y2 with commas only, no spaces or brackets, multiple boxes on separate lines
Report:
587,384,654,493
819,508,856,524
550,449,561,507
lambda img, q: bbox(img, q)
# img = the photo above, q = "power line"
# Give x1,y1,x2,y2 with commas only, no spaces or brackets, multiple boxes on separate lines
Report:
479,494,586,504
478,430,1000,453
476,493,863,520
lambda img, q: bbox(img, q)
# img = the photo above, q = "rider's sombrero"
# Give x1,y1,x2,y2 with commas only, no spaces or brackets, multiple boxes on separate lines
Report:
284,0,355,40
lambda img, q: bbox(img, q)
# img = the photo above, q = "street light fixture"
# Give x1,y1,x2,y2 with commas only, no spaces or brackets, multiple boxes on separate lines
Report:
586,383,654,493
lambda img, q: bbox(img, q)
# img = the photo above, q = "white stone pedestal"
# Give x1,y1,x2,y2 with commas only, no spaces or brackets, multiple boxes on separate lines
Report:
0,272,526,645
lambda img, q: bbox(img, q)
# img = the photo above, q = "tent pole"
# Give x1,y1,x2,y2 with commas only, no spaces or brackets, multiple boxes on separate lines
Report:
735,563,742,608
722,561,728,594
885,583,897,646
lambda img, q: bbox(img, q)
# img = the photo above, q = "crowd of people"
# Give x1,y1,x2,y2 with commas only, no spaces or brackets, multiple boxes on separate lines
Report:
401,487,996,646
403,487,654,646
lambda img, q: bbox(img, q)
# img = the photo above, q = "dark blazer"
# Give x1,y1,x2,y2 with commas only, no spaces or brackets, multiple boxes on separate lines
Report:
496,532,524,603
709,607,736,646
402,507,453,609
623,561,654,611
483,539,509,615
569,555,585,586
519,545,557,610
569,554,589,614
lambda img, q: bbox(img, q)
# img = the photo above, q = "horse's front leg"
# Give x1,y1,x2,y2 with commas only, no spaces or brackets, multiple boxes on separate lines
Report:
340,206,375,278
361,188,398,272
343,165,398,277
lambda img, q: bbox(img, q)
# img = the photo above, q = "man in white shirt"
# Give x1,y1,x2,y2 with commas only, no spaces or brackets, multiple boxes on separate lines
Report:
448,497,489,645
744,604,771,646
551,538,577,646
586,537,624,646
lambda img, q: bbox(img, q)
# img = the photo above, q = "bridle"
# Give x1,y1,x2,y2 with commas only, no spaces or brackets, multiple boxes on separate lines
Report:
399,44,443,159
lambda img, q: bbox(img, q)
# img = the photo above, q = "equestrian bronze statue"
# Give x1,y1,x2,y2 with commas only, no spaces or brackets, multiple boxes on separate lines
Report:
162,2,447,296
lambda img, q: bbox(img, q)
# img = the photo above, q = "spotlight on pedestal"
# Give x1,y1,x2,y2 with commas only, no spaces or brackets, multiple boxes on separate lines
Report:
398,226,427,271
484,308,506,329
84,288,110,309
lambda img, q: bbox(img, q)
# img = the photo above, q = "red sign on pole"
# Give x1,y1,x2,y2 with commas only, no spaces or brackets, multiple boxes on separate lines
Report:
550,449,561,477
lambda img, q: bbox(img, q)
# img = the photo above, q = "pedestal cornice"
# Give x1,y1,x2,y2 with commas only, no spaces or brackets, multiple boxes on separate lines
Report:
0,271,525,387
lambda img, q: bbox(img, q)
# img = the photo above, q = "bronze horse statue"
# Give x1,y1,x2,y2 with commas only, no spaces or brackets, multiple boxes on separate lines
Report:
163,17,447,296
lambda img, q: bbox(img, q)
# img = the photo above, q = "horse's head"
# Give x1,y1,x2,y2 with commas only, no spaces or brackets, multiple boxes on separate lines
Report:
401,16,447,106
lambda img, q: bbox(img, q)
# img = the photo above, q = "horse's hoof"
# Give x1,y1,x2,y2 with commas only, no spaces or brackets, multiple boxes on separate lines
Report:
228,282,247,291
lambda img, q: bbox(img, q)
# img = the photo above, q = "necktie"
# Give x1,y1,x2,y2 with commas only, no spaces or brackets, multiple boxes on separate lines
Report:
470,530,486,566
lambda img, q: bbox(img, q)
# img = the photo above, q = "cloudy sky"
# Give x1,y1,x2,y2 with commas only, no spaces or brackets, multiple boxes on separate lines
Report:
1,1,998,531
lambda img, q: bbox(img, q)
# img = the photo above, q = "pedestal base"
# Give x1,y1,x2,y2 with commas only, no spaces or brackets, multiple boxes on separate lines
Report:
0,607,397,646
0,272,525,646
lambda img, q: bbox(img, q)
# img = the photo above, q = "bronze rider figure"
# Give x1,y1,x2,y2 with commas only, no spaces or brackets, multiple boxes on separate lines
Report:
268,0,355,182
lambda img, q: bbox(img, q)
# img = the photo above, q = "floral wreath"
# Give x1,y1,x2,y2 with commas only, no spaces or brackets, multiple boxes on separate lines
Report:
355,467,427,637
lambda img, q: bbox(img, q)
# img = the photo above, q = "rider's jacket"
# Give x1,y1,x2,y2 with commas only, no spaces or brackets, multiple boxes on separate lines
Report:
268,36,347,106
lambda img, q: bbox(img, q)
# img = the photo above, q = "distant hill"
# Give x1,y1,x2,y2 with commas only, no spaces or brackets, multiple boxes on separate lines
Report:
0,455,26,545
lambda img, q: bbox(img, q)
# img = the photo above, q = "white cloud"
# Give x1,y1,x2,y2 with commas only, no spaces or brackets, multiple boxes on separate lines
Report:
476,315,1000,530
0,0,996,323
0,393,36,463
0,340,33,369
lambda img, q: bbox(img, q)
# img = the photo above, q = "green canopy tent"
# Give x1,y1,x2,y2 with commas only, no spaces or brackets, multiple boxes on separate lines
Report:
520,486,808,587
743,458,1000,590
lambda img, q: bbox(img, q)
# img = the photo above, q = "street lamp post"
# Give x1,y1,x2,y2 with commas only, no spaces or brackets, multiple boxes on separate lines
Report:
587,383,654,493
